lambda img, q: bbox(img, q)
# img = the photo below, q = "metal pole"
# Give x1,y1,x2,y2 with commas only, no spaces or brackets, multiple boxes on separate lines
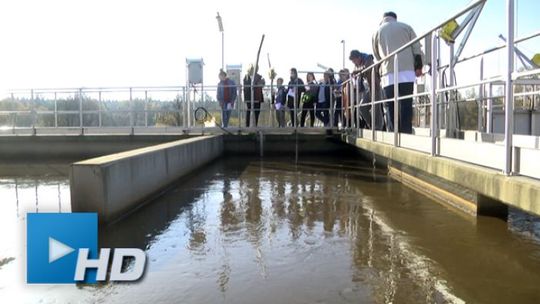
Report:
54,92,58,128
448,44,456,138
393,55,399,146
11,93,15,128
182,87,187,129
479,57,484,132
356,75,360,132
238,85,242,129
129,87,134,133
371,67,376,140
504,0,515,175
487,83,493,133
31,89,35,130
98,91,102,127
329,85,334,128
222,32,225,71
341,40,346,70
430,33,439,156
144,90,148,127
437,35,445,130
78,88,83,128
295,86,299,128
346,76,358,129
187,87,192,128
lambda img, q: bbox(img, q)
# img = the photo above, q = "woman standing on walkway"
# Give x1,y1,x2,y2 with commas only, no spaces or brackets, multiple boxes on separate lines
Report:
300,72,317,127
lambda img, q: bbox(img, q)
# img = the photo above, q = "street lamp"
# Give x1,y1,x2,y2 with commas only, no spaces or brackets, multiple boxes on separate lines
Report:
341,40,345,69
216,12,224,70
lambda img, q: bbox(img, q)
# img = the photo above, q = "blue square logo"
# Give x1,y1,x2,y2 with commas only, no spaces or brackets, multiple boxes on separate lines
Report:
27,213,98,284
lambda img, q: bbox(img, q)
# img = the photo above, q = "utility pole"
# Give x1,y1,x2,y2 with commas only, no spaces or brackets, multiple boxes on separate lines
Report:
216,12,224,70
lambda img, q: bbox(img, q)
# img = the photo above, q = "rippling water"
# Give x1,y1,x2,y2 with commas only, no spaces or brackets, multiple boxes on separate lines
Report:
1,158,540,303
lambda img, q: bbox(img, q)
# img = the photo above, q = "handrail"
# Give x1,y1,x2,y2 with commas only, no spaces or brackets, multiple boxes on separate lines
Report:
359,0,487,76
438,30,540,70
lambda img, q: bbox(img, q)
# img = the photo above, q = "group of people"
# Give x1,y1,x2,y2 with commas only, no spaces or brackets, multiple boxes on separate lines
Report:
217,11,423,134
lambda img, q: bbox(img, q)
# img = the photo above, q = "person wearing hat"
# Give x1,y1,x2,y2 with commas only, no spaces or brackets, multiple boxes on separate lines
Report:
349,50,385,130
372,11,423,134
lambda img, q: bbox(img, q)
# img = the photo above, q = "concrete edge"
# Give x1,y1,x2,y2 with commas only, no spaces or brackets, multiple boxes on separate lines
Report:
70,135,224,223
345,136,540,217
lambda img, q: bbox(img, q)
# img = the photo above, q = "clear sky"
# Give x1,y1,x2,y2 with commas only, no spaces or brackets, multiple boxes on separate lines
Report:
0,0,538,94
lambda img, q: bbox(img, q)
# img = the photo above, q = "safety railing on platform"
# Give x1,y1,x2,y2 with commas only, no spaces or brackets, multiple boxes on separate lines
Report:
2,83,349,132
1,0,539,179
344,0,540,177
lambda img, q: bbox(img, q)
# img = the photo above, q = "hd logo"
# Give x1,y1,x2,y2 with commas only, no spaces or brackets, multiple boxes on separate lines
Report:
27,213,146,284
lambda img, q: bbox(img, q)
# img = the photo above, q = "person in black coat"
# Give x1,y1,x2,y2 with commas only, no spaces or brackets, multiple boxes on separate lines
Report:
243,65,265,127
286,68,305,127
315,70,333,126
300,72,317,127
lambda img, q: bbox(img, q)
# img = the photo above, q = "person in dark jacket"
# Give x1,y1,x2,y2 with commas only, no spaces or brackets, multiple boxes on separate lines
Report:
243,65,265,127
334,69,349,127
217,70,237,128
272,77,287,127
315,70,332,127
350,50,385,130
300,72,317,127
287,68,305,127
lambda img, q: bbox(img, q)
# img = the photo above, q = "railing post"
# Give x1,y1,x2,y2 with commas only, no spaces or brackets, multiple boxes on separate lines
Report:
237,84,242,129
144,90,148,127
349,78,353,129
504,0,515,175
479,57,485,132
54,92,58,128
371,67,376,141
430,33,439,156
487,83,493,133
10,93,15,129
329,84,334,128
292,84,298,129
393,55,399,146
182,87,187,129
187,87,192,129
355,75,360,131
78,88,83,129
129,87,134,134
31,89,36,132
98,91,102,127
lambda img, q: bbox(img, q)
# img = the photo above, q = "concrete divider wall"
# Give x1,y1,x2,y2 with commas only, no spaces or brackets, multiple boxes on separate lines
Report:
70,135,223,223
0,135,189,160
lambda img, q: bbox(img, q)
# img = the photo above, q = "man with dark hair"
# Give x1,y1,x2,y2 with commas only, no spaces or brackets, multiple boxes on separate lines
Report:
373,11,423,134
349,50,385,130
217,70,237,128
286,68,305,127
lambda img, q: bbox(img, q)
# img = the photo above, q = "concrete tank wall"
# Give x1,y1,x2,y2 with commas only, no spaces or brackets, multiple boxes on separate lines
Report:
0,135,189,161
70,135,223,223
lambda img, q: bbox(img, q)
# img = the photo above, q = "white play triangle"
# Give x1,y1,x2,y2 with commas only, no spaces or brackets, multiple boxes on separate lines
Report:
49,237,75,263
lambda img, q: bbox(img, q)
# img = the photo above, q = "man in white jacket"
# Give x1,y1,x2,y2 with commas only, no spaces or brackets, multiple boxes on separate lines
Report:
373,11,423,134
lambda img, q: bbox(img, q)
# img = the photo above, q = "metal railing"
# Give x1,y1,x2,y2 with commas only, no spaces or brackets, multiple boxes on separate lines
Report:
2,83,347,132
1,0,539,179
344,0,540,176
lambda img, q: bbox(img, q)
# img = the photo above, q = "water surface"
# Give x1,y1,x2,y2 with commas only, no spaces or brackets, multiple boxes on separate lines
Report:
1,157,540,303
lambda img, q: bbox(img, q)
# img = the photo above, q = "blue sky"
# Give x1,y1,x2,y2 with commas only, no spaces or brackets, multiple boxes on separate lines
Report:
0,0,538,94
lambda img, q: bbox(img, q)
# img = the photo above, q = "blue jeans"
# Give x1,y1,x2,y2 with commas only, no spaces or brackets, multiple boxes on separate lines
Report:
222,108,231,128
